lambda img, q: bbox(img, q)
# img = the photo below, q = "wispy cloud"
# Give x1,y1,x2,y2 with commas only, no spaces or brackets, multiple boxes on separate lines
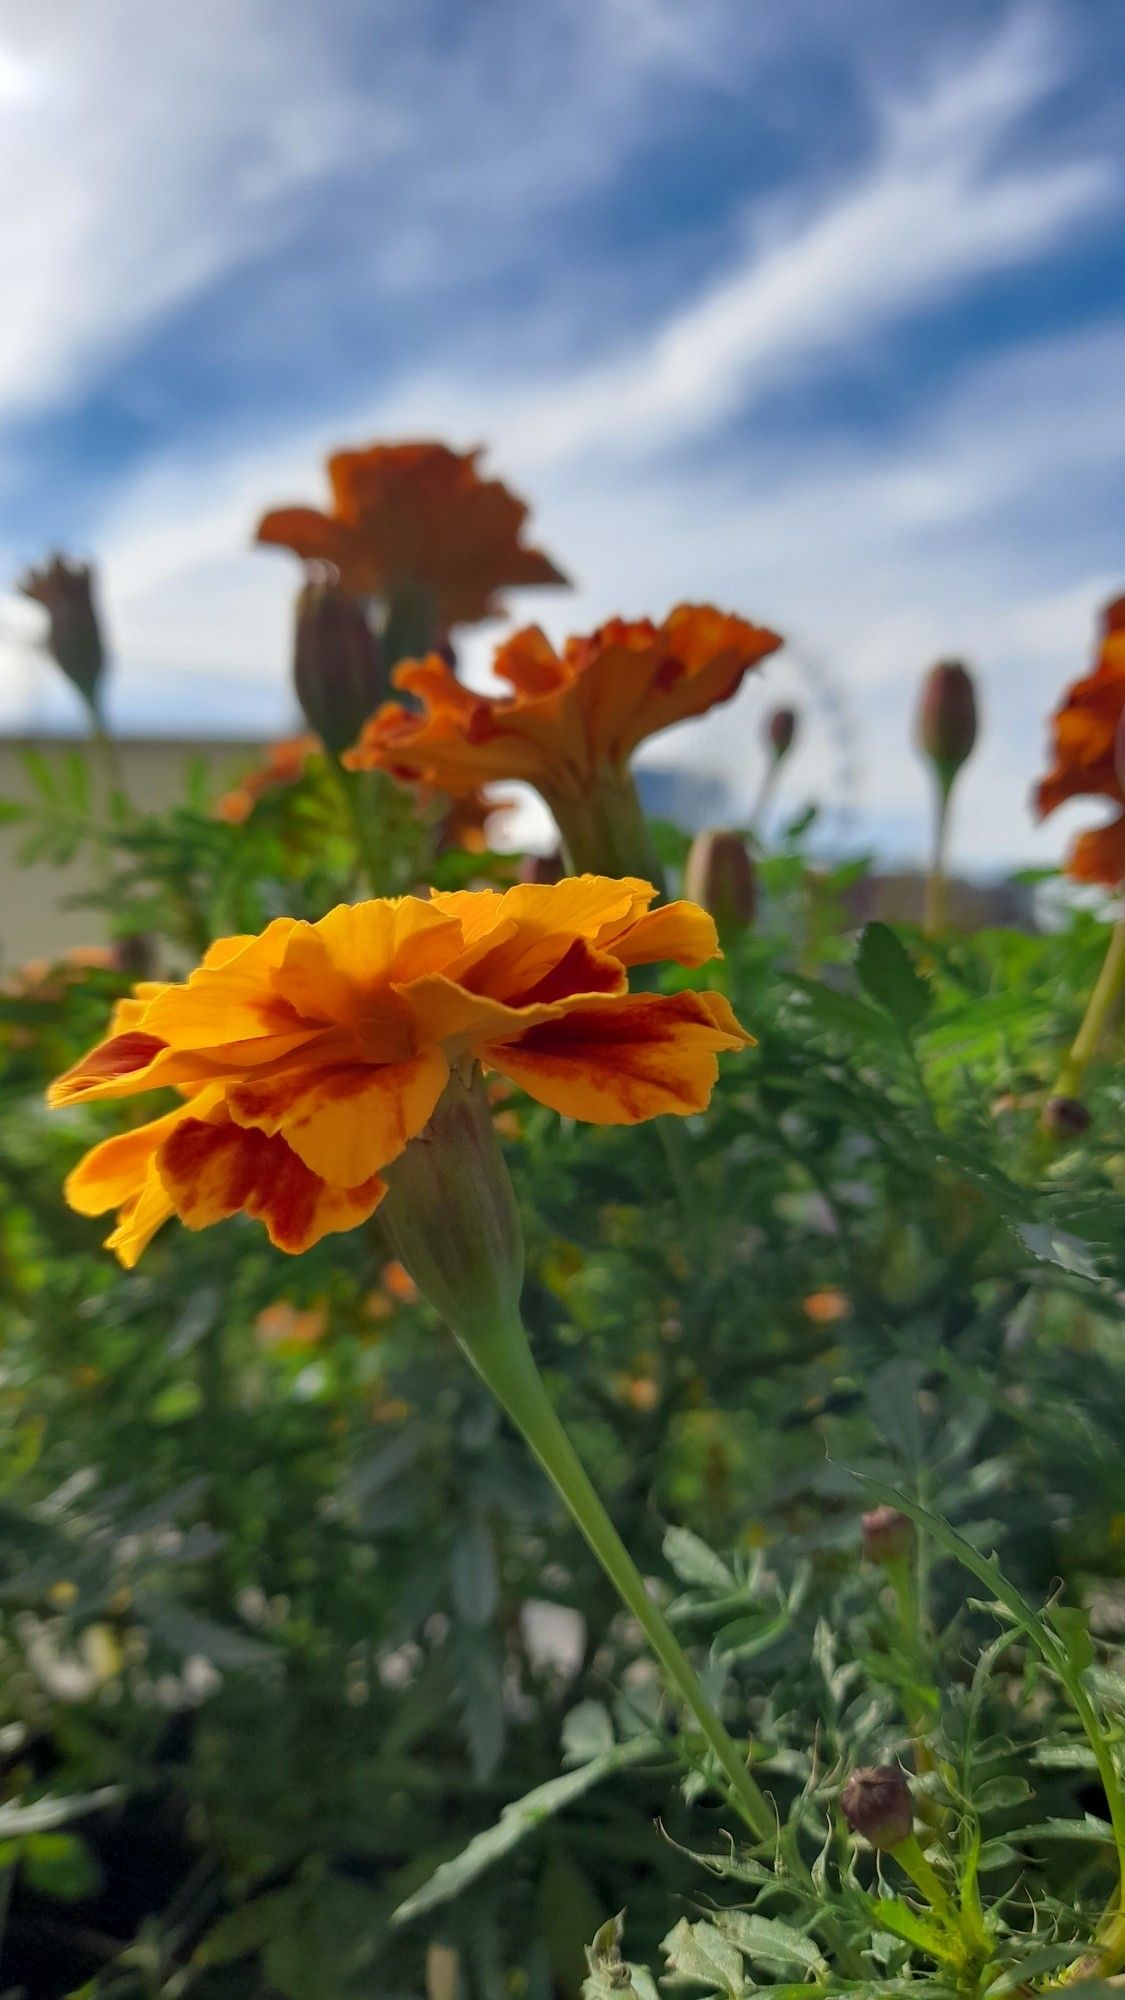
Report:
381,9,1110,465
0,2,1121,875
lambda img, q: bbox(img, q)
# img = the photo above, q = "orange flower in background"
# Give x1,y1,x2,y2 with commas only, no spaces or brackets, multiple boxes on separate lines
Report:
346,606,782,811
214,734,319,825
256,441,567,630
50,877,750,1266
1036,595,1125,886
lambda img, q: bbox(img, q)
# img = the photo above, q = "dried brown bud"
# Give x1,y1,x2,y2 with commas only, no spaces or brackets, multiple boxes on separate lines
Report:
683,829,757,933
766,706,798,761
293,582,387,757
916,660,978,793
861,1505,913,1566
1042,1095,1091,1140
840,1765,913,1849
18,554,106,713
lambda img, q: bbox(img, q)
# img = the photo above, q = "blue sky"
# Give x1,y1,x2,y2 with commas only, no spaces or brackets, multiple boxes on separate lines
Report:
0,0,1122,870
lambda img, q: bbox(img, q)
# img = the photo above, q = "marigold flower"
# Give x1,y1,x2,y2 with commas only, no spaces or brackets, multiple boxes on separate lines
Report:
1036,596,1125,886
348,606,780,805
256,440,567,632
49,876,749,1267
345,606,782,874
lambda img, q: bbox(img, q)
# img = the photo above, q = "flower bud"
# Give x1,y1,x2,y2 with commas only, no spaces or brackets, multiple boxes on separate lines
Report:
378,1068,525,1344
1042,1095,1091,1140
293,581,387,757
683,829,757,934
518,849,564,886
766,707,798,762
916,660,978,793
840,1765,913,1849
18,554,106,714
861,1505,913,1567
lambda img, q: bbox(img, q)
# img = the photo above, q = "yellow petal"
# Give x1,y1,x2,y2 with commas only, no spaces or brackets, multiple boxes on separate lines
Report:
65,1106,191,1215
157,1115,387,1252
225,1046,449,1186
485,990,747,1124
105,1169,178,1268
605,900,720,970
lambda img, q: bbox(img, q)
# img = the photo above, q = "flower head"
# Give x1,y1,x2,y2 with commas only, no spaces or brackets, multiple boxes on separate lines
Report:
1036,597,1125,886
18,554,106,712
256,441,567,630
50,877,750,1267
345,606,782,810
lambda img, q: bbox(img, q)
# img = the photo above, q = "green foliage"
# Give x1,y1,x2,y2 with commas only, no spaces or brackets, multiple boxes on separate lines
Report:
0,743,1123,1998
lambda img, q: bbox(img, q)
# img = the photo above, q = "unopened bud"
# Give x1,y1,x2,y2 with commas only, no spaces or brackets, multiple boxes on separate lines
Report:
916,660,978,793
861,1505,913,1566
1042,1095,1091,1140
683,829,757,933
293,582,387,757
766,707,798,762
840,1765,913,1849
18,554,106,714
518,849,564,886
378,1069,525,1344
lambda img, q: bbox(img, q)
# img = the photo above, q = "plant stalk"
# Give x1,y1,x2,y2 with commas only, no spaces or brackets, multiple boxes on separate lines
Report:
1049,914,1125,1104
455,1308,774,1842
553,770,667,895
923,782,952,936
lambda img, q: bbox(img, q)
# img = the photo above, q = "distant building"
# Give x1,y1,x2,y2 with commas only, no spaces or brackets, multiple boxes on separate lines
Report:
0,735,257,963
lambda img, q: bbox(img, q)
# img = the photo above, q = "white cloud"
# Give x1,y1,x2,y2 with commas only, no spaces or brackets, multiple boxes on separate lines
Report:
0,5,1121,875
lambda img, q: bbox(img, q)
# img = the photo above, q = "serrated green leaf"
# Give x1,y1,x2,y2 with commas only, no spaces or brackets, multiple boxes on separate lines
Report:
712,1910,827,1975
662,1918,745,1996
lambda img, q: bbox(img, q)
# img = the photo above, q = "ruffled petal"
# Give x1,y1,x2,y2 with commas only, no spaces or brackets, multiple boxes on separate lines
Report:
484,989,750,1124
157,1116,387,1253
226,1046,449,1186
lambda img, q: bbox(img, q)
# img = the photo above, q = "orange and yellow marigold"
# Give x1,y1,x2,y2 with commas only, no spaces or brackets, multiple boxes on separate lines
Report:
345,605,782,809
256,440,567,631
1036,595,1125,887
50,878,750,1267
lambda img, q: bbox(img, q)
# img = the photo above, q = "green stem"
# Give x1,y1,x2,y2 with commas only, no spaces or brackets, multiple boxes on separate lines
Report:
553,770,667,895
455,1308,774,1842
892,1833,958,1925
923,782,951,936
1050,915,1125,1103
329,754,387,895
889,1557,936,1777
